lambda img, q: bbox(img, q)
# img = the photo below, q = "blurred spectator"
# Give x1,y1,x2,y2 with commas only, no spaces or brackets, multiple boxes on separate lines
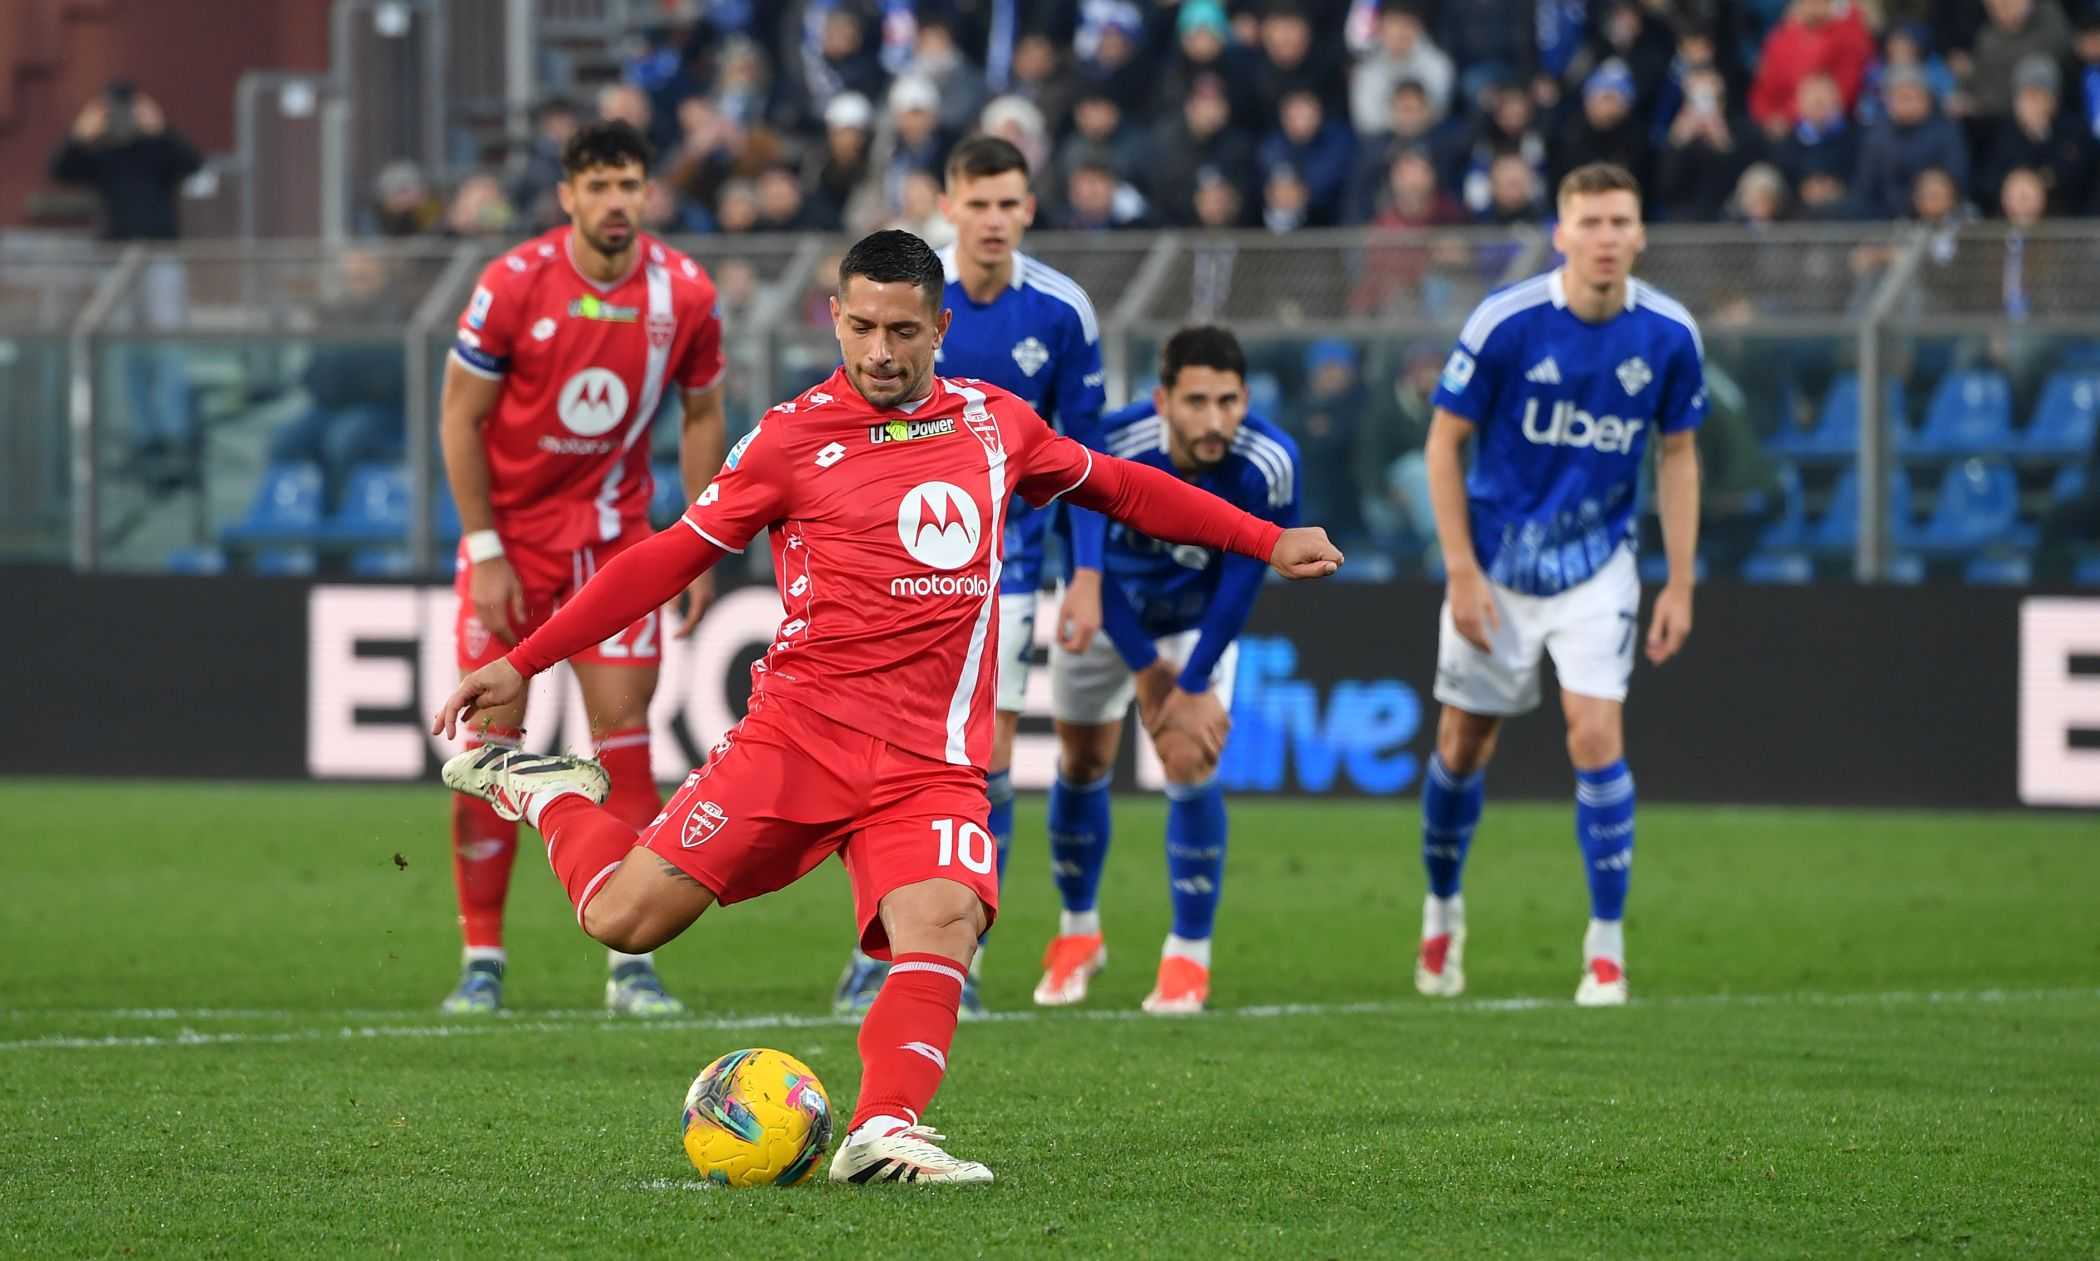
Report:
1556,0,1674,113
665,95,739,223
712,36,777,129
1289,340,1369,541
1982,55,2096,208
1774,73,1860,191
1057,153,1151,230
51,83,200,241
1535,0,1591,95
1908,163,1972,228
1074,3,1155,114
1797,170,1857,218
1193,167,1247,228
1857,25,1962,127
369,160,442,237
1256,7,1348,122
807,91,877,231
1438,0,1539,103
1480,150,1546,223
1748,0,1874,134
2075,10,2100,139
643,179,710,234
1350,150,1467,314
1259,88,1357,226
1157,0,1265,134
906,17,989,137
1358,346,1442,556
1057,87,1151,188
794,7,888,130
1452,82,1548,215
877,75,951,212
1654,65,1756,220
1350,78,1458,220
980,95,1052,181
1855,65,1971,217
510,97,579,229
1648,26,1743,148
1969,0,2073,120
597,83,653,134
716,178,761,233
1007,32,1080,133
1150,73,1259,227
1550,60,1653,194
444,173,516,238
1351,5,1455,133
1730,161,1792,225
757,163,828,231
1680,365,1782,571
887,169,955,249
1262,162,1312,231
1373,148,1465,226
265,251,407,506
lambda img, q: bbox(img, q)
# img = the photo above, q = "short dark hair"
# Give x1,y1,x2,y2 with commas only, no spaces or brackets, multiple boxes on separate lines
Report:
945,134,1030,186
1160,325,1248,391
838,229,946,309
561,120,654,178
1556,161,1641,206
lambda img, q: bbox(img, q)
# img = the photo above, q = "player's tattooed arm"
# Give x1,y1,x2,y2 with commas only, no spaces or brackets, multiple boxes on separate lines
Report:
654,857,708,886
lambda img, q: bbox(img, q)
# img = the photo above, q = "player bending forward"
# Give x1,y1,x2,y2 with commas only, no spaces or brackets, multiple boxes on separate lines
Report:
1034,325,1299,1015
433,231,1343,1184
1415,162,1703,1007
438,120,725,1015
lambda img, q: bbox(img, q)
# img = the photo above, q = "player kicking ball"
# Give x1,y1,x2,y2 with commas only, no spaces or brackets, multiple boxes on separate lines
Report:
1034,326,1299,1015
437,120,725,1016
1414,163,1703,1007
432,231,1343,1183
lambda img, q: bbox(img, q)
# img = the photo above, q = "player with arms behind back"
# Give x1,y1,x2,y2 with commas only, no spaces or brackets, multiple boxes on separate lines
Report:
438,120,727,1016
1036,326,1299,1014
832,135,1109,1016
432,230,1342,1182
1416,162,1703,1006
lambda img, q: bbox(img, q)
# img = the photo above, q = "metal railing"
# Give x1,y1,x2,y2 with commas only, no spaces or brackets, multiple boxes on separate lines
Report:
9,222,2097,582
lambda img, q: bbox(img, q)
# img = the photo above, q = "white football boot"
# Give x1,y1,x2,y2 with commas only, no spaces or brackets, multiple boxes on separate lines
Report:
441,746,608,822
1414,895,1466,998
829,1124,994,1185
1574,957,1629,1006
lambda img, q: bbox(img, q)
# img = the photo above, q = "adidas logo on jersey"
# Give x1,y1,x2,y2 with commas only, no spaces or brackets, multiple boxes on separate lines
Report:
1524,357,1563,385
1520,398,1647,453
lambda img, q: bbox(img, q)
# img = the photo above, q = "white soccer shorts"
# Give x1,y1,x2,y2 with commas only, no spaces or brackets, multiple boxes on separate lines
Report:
995,592,1038,714
1433,544,1639,715
1051,626,1240,726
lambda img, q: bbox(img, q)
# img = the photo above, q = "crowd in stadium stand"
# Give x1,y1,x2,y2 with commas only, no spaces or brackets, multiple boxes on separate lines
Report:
351,0,2100,243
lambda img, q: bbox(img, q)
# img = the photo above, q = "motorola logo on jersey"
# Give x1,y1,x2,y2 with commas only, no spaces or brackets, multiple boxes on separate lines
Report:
1520,398,1647,454
556,368,631,437
896,481,981,571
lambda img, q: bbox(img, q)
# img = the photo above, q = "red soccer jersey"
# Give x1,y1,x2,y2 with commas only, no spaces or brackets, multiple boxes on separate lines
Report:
679,368,1097,769
452,226,724,552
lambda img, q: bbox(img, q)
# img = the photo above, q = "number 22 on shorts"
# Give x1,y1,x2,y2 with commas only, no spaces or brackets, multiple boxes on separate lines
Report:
930,818,995,874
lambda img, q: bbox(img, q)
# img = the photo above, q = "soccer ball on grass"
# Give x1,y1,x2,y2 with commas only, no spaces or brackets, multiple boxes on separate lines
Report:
680,1048,833,1187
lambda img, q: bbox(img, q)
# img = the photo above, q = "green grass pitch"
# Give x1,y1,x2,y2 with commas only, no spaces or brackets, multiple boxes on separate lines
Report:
2,781,2095,1258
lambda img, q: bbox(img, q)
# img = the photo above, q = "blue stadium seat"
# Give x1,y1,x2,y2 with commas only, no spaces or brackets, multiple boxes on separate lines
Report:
1914,371,2012,456
1910,459,2020,554
651,462,685,524
222,461,325,548
1810,467,1912,552
254,549,316,576
1740,551,1814,584
2050,464,2089,504
1770,376,1908,460
164,545,227,575
1247,372,1284,421
350,549,417,577
1756,464,1808,549
1964,554,2032,585
2074,555,2100,586
2023,374,2099,458
325,464,411,544
1886,552,1926,584
434,483,462,549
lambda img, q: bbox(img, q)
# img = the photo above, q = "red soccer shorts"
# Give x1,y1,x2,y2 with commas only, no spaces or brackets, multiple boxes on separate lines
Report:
641,695,999,959
454,521,661,672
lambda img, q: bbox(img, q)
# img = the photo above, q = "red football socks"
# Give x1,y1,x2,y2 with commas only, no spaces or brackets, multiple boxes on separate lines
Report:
850,952,967,1133
595,726,662,831
450,725,523,949
537,794,640,927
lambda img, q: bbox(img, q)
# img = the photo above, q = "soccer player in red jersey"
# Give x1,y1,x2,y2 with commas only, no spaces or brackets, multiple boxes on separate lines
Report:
437,120,727,1016
432,230,1342,1183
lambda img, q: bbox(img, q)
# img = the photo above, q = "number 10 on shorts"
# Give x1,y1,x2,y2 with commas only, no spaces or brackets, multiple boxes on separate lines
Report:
931,818,996,874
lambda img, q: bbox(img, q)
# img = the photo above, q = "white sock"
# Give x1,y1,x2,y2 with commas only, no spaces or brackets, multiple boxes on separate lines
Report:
608,949,653,969
852,1113,912,1141
521,787,588,831
1162,934,1211,968
1423,893,1465,938
1059,909,1102,937
463,946,506,968
1584,918,1624,965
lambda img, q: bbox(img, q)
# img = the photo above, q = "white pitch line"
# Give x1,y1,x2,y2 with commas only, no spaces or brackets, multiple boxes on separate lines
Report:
0,987,2093,1054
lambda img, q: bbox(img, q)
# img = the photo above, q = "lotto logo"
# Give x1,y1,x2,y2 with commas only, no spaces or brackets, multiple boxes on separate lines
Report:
814,442,846,468
696,483,719,506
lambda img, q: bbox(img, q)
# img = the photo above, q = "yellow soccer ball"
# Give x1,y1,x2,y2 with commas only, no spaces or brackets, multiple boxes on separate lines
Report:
680,1048,834,1187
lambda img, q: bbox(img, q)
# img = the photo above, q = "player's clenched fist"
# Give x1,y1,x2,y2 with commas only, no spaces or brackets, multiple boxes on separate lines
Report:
434,658,527,740
1268,526,1343,580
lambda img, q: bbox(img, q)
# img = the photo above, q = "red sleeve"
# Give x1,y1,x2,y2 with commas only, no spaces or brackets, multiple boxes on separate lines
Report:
677,272,726,393
679,419,790,552
453,257,525,379
1023,434,1284,563
505,526,723,678
1746,29,1794,125
1828,14,1872,112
